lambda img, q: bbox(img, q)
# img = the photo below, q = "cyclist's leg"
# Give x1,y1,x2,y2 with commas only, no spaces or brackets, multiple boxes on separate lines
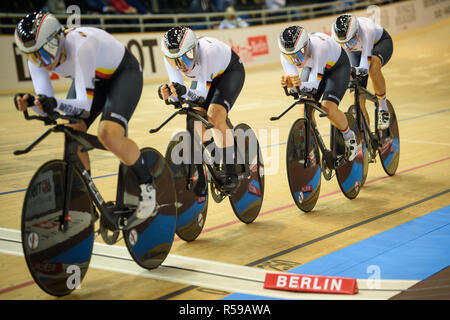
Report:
101,49,154,218
322,49,360,160
370,30,393,96
205,53,245,190
97,120,141,166
348,51,370,125
370,30,394,129
100,49,144,177
321,48,350,133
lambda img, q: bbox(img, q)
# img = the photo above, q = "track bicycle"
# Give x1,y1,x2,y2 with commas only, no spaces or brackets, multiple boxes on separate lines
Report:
150,98,264,241
14,109,177,296
270,87,364,212
347,67,400,185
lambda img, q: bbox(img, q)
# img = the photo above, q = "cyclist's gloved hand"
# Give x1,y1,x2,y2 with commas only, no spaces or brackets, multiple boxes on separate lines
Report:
36,95,59,120
355,67,368,76
158,84,170,100
170,82,187,98
14,93,35,111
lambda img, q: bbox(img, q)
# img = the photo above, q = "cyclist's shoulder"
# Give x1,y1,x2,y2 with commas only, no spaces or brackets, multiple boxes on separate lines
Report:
64,27,118,46
198,36,230,58
198,36,227,48
358,17,382,30
310,32,338,50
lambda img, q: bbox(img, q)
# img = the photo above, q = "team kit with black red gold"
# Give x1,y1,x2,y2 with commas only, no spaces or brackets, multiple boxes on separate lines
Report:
14,12,394,224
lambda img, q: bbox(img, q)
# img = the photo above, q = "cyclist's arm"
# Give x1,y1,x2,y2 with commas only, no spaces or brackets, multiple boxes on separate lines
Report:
163,57,184,84
54,42,96,117
359,26,375,71
301,42,324,91
27,61,55,115
28,61,54,97
280,53,299,76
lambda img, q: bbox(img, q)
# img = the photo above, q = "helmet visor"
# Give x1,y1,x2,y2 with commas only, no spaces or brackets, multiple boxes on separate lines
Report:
342,35,357,50
26,35,60,67
282,46,307,65
166,48,195,72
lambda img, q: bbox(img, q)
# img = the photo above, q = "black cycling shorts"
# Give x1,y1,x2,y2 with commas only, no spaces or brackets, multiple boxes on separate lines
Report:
194,49,245,112
67,48,143,132
301,47,350,106
348,29,393,88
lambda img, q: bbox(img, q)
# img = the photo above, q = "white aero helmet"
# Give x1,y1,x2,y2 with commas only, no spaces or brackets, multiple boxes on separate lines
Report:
161,26,198,72
14,11,65,67
331,13,359,49
278,26,310,65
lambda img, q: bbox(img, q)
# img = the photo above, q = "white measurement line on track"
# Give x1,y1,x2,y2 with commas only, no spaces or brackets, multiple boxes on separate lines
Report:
0,227,417,300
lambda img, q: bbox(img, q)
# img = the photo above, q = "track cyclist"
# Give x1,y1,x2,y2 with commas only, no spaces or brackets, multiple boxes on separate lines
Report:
158,26,246,192
13,11,156,220
278,25,360,161
331,13,394,130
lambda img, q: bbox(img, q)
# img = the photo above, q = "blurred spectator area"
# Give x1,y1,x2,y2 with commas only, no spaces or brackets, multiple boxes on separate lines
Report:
0,1,399,34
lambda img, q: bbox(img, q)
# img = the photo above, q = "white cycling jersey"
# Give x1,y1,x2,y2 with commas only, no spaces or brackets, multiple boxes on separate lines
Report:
28,27,125,116
280,32,342,91
164,36,232,102
343,17,384,70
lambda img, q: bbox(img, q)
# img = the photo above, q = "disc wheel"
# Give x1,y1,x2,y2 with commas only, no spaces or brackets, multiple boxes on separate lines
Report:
21,160,95,296
286,119,321,212
334,112,364,199
229,123,264,223
348,105,369,186
378,100,400,176
121,147,177,270
166,132,208,242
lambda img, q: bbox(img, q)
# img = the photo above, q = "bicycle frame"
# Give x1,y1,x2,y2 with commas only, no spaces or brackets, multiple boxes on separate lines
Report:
349,74,382,153
151,99,250,194
14,115,132,232
270,88,344,171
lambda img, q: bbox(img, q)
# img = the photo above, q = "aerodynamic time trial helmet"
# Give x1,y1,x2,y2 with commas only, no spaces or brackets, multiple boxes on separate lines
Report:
161,26,198,72
331,14,359,50
278,26,310,65
14,11,65,67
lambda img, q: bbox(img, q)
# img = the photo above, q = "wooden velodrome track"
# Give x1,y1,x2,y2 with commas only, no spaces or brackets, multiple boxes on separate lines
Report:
0,17,449,300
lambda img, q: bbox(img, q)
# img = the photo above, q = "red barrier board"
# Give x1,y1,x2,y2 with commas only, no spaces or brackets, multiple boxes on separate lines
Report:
264,273,358,295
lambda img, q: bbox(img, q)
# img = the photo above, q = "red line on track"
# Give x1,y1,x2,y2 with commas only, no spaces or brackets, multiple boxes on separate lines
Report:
0,281,35,295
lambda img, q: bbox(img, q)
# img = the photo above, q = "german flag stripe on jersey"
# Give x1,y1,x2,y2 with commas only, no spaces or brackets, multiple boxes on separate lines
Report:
325,61,336,70
212,70,225,80
367,56,372,65
206,81,212,89
95,67,115,79
86,88,94,100
317,73,323,81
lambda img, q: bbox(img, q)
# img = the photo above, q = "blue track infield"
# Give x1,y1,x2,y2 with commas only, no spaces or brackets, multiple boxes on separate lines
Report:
223,205,450,300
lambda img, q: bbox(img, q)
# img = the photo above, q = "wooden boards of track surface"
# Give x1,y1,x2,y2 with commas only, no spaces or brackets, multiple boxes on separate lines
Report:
0,18,450,300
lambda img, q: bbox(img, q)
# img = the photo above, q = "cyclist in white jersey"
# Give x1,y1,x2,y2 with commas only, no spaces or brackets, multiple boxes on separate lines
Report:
158,26,246,192
14,11,155,220
278,26,360,161
331,14,394,130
